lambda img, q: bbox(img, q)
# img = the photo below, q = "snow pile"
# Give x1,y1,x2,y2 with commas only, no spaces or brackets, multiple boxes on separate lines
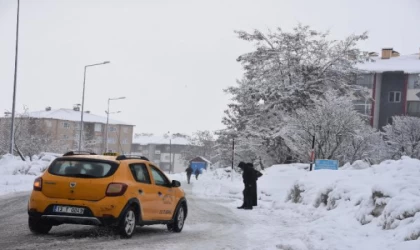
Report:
288,157,420,242
341,160,370,170
0,153,60,196
0,153,59,176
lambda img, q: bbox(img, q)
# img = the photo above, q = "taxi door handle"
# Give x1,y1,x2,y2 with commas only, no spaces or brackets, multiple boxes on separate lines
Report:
138,189,143,194
158,191,162,196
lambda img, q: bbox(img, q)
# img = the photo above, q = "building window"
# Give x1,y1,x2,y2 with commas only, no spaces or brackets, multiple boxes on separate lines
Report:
62,134,69,140
356,74,374,89
389,91,401,103
408,74,420,89
109,126,117,132
123,127,129,133
62,122,70,128
122,139,128,144
155,150,161,155
107,138,116,144
352,100,371,116
407,101,420,117
45,120,52,127
94,124,102,132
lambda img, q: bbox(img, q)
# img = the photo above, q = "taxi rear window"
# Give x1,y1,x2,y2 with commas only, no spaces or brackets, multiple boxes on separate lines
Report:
48,159,118,178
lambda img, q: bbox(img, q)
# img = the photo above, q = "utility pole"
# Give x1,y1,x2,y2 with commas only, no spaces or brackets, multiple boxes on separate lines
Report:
9,0,20,154
309,135,315,171
231,137,235,181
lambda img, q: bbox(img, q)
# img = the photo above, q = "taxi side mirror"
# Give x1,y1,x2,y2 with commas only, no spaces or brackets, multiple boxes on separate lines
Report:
171,180,181,187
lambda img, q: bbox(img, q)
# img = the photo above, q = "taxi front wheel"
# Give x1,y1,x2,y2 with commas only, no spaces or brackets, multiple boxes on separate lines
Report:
167,205,185,233
28,216,52,234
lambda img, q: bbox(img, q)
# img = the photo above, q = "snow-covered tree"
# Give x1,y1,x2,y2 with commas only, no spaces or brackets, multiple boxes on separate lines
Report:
0,109,69,159
339,127,387,164
382,116,420,159
0,117,11,155
223,24,369,164
283,93,367,162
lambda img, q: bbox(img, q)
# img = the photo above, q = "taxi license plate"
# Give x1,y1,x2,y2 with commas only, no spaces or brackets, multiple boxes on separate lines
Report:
53,205,84,214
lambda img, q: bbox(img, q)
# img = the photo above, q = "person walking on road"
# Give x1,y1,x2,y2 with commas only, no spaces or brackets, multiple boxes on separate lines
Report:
186,166,193,184
194,168,201,180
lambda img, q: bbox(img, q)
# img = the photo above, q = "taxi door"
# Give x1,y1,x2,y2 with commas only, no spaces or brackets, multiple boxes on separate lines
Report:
128,163,156,221
147,164,177,220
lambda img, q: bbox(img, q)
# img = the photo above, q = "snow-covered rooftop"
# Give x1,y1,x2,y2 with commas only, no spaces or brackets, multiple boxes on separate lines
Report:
357,53,420,73
21,108,134,126
133,135,190,145
191,156,212,164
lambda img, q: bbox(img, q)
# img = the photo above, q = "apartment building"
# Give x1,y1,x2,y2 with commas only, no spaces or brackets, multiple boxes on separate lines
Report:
131,134,190,173
355,48,420,129
1,106,134,154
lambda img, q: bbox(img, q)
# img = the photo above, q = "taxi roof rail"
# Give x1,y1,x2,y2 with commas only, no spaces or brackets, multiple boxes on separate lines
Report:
63,151,97,156
116,155,149,161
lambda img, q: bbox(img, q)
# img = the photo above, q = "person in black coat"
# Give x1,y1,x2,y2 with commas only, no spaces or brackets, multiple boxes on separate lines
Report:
246,163,263,206
185,166,193,184
237,162,255,210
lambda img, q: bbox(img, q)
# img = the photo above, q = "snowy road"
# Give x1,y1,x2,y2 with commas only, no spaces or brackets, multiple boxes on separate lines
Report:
0,183,250,250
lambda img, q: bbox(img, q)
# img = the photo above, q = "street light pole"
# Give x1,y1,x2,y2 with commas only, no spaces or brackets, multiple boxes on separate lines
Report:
78,61,110,151
9,0,20,154
105,97,125,153
169,138,172,174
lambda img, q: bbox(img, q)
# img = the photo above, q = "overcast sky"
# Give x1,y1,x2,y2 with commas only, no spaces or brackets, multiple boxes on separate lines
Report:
1,0,419,136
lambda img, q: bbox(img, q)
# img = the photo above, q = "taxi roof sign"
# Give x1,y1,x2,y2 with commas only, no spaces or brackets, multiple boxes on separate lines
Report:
104,152,119,156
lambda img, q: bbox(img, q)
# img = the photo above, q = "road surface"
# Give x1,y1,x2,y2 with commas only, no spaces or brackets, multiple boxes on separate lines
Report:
0,183,250,250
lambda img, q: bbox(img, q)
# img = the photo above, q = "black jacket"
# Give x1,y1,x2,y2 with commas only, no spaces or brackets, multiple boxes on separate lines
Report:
186,167,193,175
243,164,262,186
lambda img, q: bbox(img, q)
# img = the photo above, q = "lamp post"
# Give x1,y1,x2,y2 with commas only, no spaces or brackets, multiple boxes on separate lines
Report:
166,131,172,174
78,61,110,151
9,0,20,154
105,96,125,152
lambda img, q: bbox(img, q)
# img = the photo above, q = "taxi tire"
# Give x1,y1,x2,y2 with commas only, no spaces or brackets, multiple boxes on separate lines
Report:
167,204,185,233
28,216,52,234
117,206,137,238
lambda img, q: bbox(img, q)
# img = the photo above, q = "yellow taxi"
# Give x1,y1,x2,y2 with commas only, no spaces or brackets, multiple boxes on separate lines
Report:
27,151,187,238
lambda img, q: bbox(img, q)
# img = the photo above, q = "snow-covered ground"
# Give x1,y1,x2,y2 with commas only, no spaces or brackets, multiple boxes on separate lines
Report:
1,154,420,249
169,159,420,250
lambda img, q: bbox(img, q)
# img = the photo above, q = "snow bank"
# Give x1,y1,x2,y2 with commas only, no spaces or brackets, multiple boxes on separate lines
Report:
0,153,60,196
0,153,59,175
288,157,420,242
